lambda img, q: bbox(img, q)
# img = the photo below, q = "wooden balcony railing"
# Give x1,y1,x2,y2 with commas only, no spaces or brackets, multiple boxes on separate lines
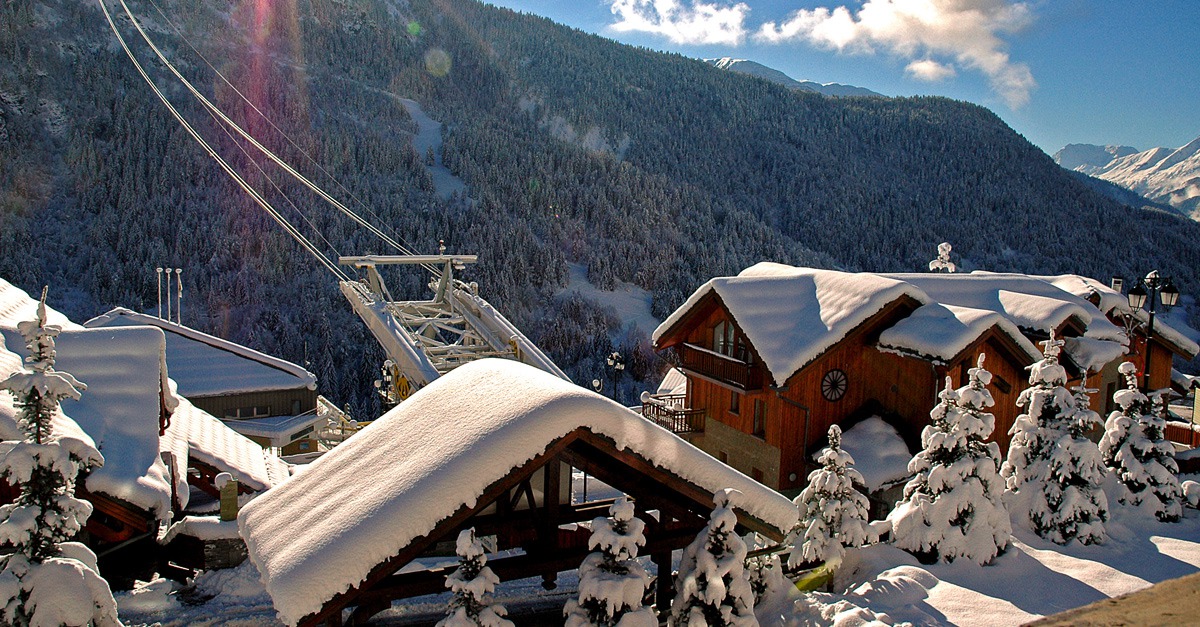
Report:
677,343,763,390
1166,420,1200,449
641,394,705,434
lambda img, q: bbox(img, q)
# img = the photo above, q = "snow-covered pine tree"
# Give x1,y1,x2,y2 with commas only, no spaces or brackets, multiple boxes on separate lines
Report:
786,424,868,571
671,489,757,627
436,528,513,627
564,496,655,627
1001,335,1077,538
0,288,119,627
888,354,1010,564
1099,362,1182,522
928,242,957,273
1038,384,1109,544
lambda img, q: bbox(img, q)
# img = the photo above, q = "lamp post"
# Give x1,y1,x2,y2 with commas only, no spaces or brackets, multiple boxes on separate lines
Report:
606,351,625,405
1117,271,1180,390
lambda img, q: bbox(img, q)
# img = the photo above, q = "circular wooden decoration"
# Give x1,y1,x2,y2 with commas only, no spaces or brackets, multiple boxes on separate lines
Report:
821,369,848,402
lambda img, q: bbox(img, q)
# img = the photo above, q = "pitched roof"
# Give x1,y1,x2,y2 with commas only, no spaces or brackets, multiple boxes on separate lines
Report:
0,279,80,331
882,272,1125,342
239,358,797,626
878,303,1042,364
164,397,292,493
655,263,928,386
1040,274,1199,358
84,308,316,398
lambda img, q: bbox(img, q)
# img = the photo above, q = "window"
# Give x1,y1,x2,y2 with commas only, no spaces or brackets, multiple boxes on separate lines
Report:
713,321,735,356
729,390,741,414
752,399,766,437
224,405,271,419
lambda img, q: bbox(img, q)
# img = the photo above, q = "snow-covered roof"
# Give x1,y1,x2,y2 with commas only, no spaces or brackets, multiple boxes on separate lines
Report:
0,325,177,518
884,273,1125,342
84,308,316,397
164,397,292,493
656,367,688,395
655,263,928,386
838,417,914,493
239,359,797,626
0,279,81,332
0,329,95,452
1040,274,1199,358
878,303,1042,365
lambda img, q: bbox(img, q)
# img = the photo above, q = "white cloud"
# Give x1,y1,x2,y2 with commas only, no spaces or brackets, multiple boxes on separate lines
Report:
757,0,1036,108
906,58,956,81
608,0,750,46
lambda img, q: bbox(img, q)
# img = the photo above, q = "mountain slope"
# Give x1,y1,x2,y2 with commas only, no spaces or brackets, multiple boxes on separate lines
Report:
1055,139,1200,216
704,57,882,97
4,0,1200,412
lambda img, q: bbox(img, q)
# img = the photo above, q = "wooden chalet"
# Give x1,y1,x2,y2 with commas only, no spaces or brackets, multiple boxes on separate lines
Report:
649,264,1162,493
86,308,322,455
239,359,797,627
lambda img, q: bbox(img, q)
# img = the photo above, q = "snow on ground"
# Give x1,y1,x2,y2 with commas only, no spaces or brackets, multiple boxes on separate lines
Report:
119,503,1200,626
396,98,466,201
559,263,661,339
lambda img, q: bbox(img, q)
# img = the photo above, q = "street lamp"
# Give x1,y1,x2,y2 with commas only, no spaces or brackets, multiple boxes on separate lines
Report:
606,351,625,404
1115,271,1180,389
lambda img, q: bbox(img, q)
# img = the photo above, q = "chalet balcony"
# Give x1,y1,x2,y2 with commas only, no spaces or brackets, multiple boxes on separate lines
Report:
641,393,705,434
677,343,764,390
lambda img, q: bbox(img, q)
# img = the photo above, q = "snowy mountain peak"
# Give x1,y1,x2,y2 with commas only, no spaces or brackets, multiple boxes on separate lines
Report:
1052,143,1138,173
1054,135,1200,217
703,58,882,98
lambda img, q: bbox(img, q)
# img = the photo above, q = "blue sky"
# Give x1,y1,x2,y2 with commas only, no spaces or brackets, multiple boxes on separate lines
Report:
484,0,1199,155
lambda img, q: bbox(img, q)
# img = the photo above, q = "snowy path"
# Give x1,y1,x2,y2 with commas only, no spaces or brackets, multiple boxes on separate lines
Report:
558,262,661,338
394,97,466,201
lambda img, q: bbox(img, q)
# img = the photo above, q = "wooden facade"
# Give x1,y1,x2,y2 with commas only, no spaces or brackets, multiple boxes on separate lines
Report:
656,291,1063,492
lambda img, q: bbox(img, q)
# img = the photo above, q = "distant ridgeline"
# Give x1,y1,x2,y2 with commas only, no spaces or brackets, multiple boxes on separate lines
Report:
3,0,1200,414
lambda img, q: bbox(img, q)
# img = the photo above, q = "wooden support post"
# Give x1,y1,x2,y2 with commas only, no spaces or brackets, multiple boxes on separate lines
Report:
540,458,562,590
653,548,673,616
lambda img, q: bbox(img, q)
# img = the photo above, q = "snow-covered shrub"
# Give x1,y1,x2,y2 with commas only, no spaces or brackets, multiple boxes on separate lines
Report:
436,528,513,627
0,290,119,627
889,355,1009,564
1038,384,1108,544
1099,362,1182,522
742,533,784,605
1183,480,1200,509
786,425,868,571
671,489,757,627
564,496,655,627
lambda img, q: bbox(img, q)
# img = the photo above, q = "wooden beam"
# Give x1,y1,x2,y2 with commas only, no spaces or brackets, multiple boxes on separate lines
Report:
296,430,587,627
568,432,786,541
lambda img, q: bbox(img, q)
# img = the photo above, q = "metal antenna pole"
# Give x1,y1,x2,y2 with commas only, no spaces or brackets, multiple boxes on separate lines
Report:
175,268,183,324
156,267,163,319
165,267,172,322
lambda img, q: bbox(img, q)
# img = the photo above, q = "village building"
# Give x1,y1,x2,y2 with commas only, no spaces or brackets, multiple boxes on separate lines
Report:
649,263,1197,494
85,307,322,455
239,358,797,627
0,279,293,581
